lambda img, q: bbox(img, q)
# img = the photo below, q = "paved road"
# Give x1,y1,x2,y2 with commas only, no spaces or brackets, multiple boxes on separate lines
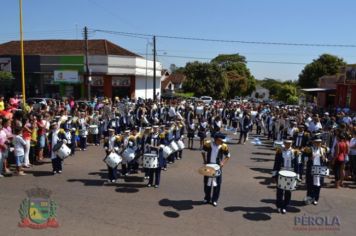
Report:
1,133,355,236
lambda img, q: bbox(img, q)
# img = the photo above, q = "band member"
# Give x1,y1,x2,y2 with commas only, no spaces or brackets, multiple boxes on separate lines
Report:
145,126,163,188
142,127,153,179
305,137,327,205
48,122,67,175
198,118,209,150
121,130,131,176
165,123,176,164
272,139,298,214
78,112,88,151
211,116,222,138
201,132,230,207
174,121,185,160
104,129,122,183
187,119,195,150
293,124,310,181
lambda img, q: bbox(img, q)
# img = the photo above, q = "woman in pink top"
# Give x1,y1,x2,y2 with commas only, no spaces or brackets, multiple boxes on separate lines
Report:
333,133,349,188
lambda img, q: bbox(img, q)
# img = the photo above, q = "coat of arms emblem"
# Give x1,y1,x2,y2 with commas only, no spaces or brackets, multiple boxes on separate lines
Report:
18,188,59,229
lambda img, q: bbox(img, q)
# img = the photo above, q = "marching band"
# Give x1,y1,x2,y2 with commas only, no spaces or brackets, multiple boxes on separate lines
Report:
1,96,355,213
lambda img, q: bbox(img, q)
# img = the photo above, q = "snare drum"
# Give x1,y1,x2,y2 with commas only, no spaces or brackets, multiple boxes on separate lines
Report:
89,125,99,134
169,141,179,152
177,140,185,151
122,148,135,163
143,153,159,168
53,142,71,160
161,145,173,159
311,165,329,176
103,152,122,168
277,170,297,191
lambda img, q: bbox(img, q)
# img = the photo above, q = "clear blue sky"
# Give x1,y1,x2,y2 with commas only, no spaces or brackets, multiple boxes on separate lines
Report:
2,0,356,81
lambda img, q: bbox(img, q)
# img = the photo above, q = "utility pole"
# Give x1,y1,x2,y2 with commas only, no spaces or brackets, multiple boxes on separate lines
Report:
84,26,91,101
19,0,26,103
153,35,156,101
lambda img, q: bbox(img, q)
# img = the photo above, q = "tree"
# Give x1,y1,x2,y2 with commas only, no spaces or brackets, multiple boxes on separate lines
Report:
182,61,228,99
298,54,346,88
225,71,248,98
211,54,256,98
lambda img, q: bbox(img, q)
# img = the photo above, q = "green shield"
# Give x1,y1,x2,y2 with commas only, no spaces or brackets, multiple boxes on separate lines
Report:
28,198,50,224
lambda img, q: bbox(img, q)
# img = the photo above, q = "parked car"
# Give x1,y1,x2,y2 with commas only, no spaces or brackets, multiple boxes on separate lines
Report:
200,96,213,105
27,98,57,110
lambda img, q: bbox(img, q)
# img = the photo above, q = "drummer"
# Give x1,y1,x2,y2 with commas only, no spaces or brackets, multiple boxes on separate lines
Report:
305,136,327,205
272,139,298,214
201,132,230,207
104,128,121,183
145,127,164,188
48,122,67,175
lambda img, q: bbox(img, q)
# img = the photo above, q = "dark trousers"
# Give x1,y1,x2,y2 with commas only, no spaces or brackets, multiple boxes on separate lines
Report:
80,136,87,149
308,185,321,201
121,164,128,175
239,131,248,143
204,175,222,203
333,160,344,181
298,163,304,179
168,153,175,163
51,157,62,172
256,125,261,135
276,188,291,209
29,146,36,165
148,168,161,185
107,165,118,181
350,155,356,177
92,134,100,145
177,150,182,159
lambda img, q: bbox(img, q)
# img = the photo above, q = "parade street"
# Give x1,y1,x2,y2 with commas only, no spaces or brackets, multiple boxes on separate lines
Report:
1,133,355,236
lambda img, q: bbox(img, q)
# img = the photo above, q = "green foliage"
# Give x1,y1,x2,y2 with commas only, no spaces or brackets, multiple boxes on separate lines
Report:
182,61,228,99
211,54,256,98
0,71,13,80
260,78,299,104
298,54,346,88
175,92,195,98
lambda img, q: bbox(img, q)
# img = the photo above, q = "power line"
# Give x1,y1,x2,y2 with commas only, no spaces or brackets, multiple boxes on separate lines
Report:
93,29,356,48
136,53,306,65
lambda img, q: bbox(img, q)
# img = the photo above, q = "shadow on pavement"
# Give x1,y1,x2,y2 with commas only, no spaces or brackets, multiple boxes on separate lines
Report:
250,157,274,162
25,170,55,177
250,167,272,175
254,176,274,186
115,187,139,193
224,206,275,221
67,179,106,186
163,211,180,218
251,152,274,156
159,198,204,212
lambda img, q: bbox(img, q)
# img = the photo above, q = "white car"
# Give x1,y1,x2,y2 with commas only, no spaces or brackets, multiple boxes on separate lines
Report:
200,96,213,105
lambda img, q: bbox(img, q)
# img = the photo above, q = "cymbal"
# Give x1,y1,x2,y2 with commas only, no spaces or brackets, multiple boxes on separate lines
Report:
198,166,216,177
